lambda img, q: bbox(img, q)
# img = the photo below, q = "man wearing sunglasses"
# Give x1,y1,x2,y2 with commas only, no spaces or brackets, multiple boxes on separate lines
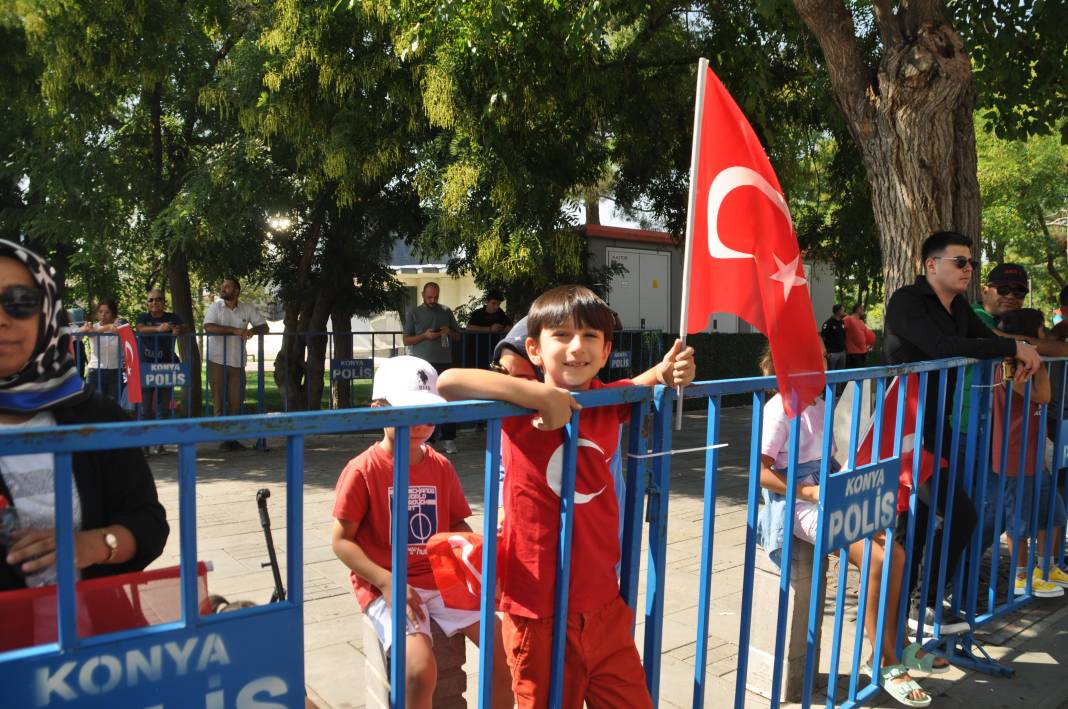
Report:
884,231,1041,638
135,290,191,439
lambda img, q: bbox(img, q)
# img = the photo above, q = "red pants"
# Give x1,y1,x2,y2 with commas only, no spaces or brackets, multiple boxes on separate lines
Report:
502,596,653,709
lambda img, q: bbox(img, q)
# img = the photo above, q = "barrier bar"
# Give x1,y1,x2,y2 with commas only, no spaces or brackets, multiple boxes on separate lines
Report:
691,394,722,709
548,410,581,709
732,389,765,707
621,399,650,611
179,441,200,625
389,425,411,709
54,451,77,650
644,385,675,702
477,419,503,709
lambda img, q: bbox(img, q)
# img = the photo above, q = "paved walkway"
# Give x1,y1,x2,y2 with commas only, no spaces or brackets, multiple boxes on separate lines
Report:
145,408,1068,708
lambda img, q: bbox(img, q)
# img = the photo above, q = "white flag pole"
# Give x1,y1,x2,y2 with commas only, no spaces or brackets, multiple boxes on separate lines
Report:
675,57,709,431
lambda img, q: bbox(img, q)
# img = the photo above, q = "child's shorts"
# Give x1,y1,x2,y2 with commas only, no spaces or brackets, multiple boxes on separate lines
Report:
987,471,1068,539
365,587,480,652
793,500,821,544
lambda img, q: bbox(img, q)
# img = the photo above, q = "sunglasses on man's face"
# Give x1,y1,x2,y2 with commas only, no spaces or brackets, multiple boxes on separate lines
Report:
934,255,980,270
147,297,164,303
994,285,1028,298
0,285,44,319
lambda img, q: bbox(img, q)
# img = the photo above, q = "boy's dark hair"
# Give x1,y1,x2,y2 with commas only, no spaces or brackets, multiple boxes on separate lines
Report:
527,285,616,341
921,231,972,261
485,289,504,302
1059,285,1068,309
832,303,844,316
997,308,1044,339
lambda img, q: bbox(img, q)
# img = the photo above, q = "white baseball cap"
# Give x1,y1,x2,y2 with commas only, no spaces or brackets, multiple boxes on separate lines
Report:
371,356,446,406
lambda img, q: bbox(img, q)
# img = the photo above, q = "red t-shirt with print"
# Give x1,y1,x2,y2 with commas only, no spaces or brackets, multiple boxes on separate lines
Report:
498,378,631,619
333,443,472,610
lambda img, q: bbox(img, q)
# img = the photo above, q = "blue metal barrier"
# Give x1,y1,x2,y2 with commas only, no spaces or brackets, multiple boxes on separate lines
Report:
4,355,1067,708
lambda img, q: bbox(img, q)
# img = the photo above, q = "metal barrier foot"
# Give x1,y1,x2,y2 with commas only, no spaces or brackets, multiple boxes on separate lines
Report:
939,634,1016,678
255,437,270,452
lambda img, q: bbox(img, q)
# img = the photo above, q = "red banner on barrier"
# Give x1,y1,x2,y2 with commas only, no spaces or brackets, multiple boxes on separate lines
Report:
117,324,143,404
855,374,944,512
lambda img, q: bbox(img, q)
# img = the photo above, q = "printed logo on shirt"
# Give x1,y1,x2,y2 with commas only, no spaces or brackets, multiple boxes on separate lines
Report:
388,485,439,553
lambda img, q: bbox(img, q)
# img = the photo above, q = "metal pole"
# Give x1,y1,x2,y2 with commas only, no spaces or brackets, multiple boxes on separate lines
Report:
675,57,709,431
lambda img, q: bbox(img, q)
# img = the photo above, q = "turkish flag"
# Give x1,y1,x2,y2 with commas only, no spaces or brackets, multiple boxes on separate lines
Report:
117,324,143,404
683,63,824,415
426,532,486,611
854,375,943,513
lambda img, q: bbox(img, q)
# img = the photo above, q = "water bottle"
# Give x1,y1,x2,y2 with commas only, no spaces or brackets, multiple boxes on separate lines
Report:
440,330,450,348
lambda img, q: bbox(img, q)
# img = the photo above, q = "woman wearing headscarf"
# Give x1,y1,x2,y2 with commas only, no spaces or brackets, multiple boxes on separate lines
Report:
0,239,169,591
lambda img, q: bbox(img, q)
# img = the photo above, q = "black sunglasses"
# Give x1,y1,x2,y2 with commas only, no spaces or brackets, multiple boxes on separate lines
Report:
147,296,164,303
934,255,979,270
0,285,44,319
995,285,1028,298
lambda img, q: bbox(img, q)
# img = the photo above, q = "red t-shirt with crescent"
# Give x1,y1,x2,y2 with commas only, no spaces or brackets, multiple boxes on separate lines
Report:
499,378,632,619
333,443,472,610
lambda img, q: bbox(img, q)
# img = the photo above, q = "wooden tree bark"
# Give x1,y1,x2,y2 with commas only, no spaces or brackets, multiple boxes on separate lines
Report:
330,305,355,409
792,0,981,301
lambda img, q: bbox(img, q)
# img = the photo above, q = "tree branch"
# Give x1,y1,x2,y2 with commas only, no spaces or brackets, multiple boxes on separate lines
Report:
791,0,873,128
1038,207,1065,287
900,0,948,36
871,0,902,47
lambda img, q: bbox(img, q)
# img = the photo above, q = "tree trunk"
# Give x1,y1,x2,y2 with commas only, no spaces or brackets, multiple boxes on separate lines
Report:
330,305,355,409
792,1,981,302
167,255,203,416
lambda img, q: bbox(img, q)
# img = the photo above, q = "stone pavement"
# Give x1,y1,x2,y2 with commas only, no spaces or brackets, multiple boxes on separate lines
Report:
145,408,1068,708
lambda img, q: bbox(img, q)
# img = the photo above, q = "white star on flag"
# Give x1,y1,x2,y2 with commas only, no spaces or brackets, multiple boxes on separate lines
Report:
770,253,807,302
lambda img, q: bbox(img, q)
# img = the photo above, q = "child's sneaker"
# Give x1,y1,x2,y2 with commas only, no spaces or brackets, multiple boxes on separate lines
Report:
1014,570,1065,598
1041,564,1068,589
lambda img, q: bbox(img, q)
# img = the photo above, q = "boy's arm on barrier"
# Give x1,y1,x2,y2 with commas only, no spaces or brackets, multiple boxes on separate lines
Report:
437,368,581,430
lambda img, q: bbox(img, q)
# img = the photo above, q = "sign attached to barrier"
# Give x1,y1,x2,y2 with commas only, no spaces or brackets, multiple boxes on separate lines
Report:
1055,421,1068,471
141,363,189,389
330,358,374,381
822,458,900,550
1,607,304,709
609,350,632,370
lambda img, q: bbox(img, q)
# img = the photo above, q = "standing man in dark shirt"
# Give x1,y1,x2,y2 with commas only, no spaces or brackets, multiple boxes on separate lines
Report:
135,289,191,439
820,304,847,370
464,290,513,370
884,230,1040,635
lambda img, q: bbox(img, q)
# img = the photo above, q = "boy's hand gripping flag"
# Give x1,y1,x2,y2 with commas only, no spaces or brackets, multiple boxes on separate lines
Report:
679,60,825,416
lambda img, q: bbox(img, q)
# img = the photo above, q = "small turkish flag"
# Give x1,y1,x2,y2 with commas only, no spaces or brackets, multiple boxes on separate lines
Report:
117,325,143,405
426,532,486,611
854,375,944,513
682,62,824,415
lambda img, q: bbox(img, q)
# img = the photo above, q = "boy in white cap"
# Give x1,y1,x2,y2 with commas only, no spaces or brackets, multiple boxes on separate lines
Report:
330,355,512,708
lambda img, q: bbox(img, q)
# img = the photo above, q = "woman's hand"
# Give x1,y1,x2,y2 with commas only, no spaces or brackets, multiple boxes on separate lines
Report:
5,528,103,574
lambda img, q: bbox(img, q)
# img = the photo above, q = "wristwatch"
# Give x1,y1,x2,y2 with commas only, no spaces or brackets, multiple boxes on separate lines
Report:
101,530,119,563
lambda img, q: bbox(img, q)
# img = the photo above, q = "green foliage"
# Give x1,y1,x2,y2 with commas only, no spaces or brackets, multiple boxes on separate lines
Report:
953,0,1068,143
976,118,1068,310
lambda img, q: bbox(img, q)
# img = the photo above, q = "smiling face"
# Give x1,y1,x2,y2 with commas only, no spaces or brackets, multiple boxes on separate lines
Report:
0,257,41,378
526,318,611,391
147,289,165,317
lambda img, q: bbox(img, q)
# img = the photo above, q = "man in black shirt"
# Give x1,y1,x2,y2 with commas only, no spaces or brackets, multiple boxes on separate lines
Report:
884,231,1040,636
464,290,513,370
820,304,847,370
